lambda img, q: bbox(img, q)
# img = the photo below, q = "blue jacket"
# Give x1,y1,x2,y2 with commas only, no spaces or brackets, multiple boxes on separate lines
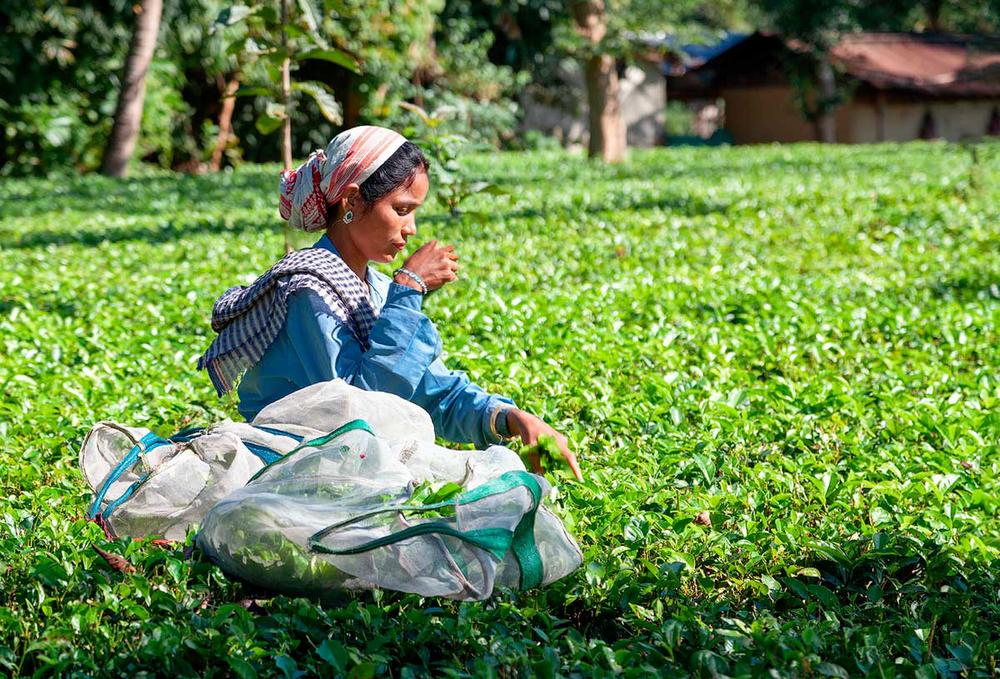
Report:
237,234,516,448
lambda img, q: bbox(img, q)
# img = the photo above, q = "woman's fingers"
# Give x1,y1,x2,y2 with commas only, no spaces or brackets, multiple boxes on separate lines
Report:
526,451,543,475
402,241,462,290
516,420,583,482
559,443,583,482
545,429,582,481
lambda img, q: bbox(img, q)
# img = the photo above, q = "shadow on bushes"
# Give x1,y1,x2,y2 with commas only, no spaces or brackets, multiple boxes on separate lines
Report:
929,274,1000,303
0,215,264,249
0,170,275,220
488,194,733,223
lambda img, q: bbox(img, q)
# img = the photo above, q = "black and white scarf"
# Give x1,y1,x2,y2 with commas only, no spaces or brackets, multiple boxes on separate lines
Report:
198,248,378,396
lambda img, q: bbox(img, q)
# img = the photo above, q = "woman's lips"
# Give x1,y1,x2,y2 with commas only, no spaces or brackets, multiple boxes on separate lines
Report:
392,242,406,251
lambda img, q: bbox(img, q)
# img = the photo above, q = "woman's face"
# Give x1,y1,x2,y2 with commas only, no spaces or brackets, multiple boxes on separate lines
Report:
344,170,429,264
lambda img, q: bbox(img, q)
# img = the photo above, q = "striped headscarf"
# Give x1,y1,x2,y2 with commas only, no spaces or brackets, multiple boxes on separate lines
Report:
278,125,408,232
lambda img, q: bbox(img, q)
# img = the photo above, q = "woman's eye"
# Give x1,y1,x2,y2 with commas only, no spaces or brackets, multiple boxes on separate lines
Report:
395,207,411,216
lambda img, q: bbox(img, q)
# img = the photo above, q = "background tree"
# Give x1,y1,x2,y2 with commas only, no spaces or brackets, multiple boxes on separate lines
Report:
213,1,357,170
554,0,753,161
440,0,563,73
214,0,358,249
0,1,134,175
154,0,245,172
101,0,163,176
1,0,776,176
572,1,625,162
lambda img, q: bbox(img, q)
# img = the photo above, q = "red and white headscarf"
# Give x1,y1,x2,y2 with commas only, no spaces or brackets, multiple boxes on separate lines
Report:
278,125,408,232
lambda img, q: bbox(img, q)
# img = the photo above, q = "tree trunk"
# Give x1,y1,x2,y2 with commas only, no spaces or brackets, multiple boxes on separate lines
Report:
924,0,943,31
815,58,837,143
279,0,293,170
280,0,293,253
208,75,240,172
572,0,625,162
101,0,163,177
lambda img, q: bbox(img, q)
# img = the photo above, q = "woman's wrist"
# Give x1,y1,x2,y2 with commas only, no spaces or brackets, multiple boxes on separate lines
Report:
490,405,518,442
497,406,515,439
392,270,426,294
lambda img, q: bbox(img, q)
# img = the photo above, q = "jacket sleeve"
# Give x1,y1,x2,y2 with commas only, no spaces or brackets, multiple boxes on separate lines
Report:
411,358,517,449
285,286,516,448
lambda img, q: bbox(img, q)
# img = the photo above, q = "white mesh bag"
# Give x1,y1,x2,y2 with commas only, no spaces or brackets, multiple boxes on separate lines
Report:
250,378,436,443
81,378,582,599
196,420,583,600
80,421,302,541
80,379,433,540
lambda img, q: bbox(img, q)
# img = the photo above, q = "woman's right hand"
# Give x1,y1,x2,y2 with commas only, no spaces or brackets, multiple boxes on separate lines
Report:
397,240,459,292
505,409,583,482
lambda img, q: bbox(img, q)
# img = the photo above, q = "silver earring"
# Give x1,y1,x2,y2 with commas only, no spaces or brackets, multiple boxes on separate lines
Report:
342,209,354,224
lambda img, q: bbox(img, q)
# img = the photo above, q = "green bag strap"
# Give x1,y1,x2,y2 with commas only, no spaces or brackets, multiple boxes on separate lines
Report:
308,470,546,589
294,419,374,451
248,419,375,483
312,523,514,561
455,471,544,588
458,471,543,587
511,496,543,590
310,470,543,537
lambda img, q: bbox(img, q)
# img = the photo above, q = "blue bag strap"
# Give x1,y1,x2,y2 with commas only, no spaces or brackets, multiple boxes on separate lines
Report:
169,426,205,443
87,431,169,519
89,425,298,524
97,474,151,523
252,425,304,442
243,441,283,465
248,419,375,483
172,424,299,463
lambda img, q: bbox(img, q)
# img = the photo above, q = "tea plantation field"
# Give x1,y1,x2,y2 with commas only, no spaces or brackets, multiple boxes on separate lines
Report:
0,142,998,677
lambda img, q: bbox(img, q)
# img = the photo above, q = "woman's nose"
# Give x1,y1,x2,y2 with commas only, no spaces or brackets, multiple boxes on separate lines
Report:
402,219,417,236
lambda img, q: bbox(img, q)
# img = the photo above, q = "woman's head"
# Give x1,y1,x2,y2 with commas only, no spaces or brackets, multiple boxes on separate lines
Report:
332,141,429,264
278,126,430,262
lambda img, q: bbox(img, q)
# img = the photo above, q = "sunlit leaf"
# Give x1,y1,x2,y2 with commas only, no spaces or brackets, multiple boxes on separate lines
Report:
292,81,341,124
214,4,256,27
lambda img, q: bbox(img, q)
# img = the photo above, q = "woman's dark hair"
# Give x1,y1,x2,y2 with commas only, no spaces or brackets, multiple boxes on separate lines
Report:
358,141,430,205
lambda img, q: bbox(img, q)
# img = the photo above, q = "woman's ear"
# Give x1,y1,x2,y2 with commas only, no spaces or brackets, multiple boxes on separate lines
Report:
343,183,361,209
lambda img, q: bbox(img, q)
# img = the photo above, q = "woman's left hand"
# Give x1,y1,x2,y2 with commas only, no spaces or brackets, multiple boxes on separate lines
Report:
505,408,583,482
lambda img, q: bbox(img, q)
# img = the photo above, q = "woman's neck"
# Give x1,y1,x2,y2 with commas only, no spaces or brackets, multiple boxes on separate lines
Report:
327,226,368,282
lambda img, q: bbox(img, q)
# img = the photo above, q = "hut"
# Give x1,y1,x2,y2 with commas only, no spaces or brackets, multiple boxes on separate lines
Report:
667,32,1000,144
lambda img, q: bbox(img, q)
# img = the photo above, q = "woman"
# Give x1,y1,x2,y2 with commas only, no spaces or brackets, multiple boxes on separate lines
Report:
199,125,581,481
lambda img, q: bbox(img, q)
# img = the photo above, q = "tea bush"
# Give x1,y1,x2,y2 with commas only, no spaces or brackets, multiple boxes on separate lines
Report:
0,142,998,676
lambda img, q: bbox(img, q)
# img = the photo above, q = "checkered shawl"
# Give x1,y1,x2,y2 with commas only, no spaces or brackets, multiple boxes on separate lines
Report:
198,248,378,396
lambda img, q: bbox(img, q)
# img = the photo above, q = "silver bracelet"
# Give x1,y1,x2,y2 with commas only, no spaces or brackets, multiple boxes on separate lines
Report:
393,267,428,295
